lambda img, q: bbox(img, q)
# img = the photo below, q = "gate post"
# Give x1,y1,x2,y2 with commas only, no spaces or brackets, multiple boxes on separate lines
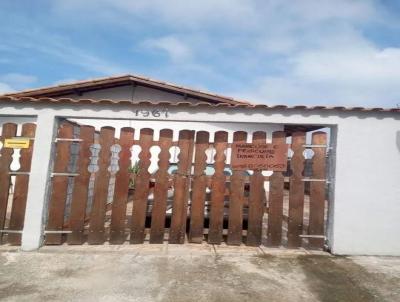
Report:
21,113,57,251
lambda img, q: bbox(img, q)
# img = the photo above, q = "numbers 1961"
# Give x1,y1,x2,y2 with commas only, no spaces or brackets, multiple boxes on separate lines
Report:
134,108,169,118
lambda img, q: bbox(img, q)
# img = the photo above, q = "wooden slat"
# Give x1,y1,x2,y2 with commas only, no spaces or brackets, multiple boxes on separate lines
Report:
0,123,17,243
188,131,209,243
67,126,95,245
246,131,266,246
227,131,247,245
308,131,327,249
7,123,36,245
287,132,306,248
130,128,153,244
88,126,115,244
208,131,228,244
266,131,286,247
45,122,74,245
149,129,173,243
169,130,195,244
109,127,135,244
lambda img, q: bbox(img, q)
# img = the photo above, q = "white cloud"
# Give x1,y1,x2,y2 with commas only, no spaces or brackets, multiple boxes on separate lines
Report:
28,38,125,75
53,78,79,85
2,27,125,75
0,82,14,94
11,0,400,107
0,73,37,92
0,73,37,86
141,36,193,62
52,0,379,30
237,44,400,107
52,0,261,29
281,0,377,23
294,48,400,84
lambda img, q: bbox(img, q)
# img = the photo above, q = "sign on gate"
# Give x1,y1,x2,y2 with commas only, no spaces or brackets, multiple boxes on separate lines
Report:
230,143,289,171
4,138,30,149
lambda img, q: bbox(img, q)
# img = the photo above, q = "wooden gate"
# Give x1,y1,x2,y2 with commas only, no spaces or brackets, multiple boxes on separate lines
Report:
45,121,328,249
0,122,36,245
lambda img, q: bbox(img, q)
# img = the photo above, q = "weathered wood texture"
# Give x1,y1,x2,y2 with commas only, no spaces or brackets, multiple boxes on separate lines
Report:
45,122,74,245
7,123,36,245
130,128,153,244
308,132,327,249
246,131,266,246
169,130,195,244
208,131,228,244
67,126,95,244
88,126,115,244
149,129,173,243
39,123,327,249
109,127,135,244
227,131,247,245
0,123,18,243
188,131,209,243
287,132,306,248
266,131,286,247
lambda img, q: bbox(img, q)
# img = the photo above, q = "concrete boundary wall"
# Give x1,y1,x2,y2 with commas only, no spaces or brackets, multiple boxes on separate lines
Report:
1,101,399,255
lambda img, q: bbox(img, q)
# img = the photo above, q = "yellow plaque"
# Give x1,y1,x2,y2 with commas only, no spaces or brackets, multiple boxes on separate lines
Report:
4,138,30,149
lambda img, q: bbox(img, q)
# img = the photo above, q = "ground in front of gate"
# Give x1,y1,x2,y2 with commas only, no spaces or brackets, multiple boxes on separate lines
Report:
0,244,399,302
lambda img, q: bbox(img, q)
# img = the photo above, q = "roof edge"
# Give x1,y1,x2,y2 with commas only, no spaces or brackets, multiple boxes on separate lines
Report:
2,74,253,106
1,96,399,113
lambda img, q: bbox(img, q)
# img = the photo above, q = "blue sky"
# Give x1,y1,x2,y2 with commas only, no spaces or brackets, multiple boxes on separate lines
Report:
1,0,400,108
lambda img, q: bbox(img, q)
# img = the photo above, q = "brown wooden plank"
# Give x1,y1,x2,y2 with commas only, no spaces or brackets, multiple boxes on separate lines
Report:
87,126,115,244
266,131,286,247
45,122,74,245
149,129,173,243
208,131,228,244
169,130,195,244
130,128,154,244
109,127,135,244
227,131,247,245
0,123,17,243
7,123,36,245
246,131,266,246
287,132,306,248
67,126,95,245
188,131,210,243
308,131,327,249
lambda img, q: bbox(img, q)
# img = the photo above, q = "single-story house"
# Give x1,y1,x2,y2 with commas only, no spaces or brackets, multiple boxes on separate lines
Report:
0,74,399,256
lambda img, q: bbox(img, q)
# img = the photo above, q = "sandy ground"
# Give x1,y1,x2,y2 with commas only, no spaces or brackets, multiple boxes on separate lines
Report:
0,244,399,302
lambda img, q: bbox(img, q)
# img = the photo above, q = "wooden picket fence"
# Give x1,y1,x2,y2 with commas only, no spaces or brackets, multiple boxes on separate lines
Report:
44,121,328,249
0,122,36,245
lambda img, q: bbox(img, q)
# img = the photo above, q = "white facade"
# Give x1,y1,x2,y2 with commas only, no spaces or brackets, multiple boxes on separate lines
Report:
0,99,399,255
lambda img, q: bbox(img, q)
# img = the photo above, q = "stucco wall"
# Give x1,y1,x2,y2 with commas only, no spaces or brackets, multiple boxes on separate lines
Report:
1,102,399,255
331,118,400,255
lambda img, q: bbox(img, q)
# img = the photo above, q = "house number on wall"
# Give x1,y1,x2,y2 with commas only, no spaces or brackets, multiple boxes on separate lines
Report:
134,108,169,118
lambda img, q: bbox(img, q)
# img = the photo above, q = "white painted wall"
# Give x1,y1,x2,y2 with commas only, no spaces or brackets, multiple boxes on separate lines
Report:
330,119,400,255
1,102,399,255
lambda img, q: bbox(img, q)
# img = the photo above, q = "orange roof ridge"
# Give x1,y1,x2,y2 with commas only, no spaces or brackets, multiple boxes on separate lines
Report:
3,74,253,106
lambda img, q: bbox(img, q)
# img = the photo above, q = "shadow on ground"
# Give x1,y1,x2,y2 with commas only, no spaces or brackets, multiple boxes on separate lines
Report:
0,245,399,302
